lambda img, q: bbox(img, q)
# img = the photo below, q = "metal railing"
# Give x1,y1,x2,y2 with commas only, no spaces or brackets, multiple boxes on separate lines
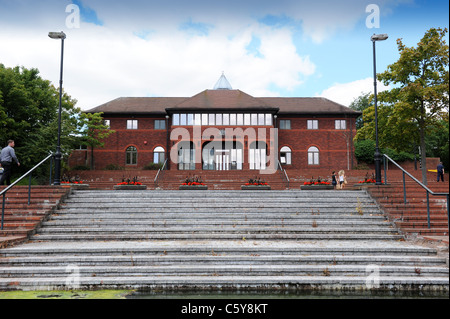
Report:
383,154,449,230
1,154,54,230
154,159,168,187
277,160,290,189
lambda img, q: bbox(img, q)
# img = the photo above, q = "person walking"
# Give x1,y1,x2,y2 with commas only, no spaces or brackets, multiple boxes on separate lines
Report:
338,170,346,190
0,140,20,186
437,162,445,182
331,171,337,189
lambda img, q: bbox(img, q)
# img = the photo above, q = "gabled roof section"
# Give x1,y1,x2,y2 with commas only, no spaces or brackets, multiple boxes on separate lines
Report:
85,97,187,114
166,90,278,112
260,97,361,116
213,73,233,90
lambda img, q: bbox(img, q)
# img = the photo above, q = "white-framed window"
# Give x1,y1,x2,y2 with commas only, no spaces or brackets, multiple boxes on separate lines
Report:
103,120,111,128
126,146,138,165
127,120,138,130
280,146,292,165
307,120,318,130
308,146,319,165
335,120,346,130
153,146,165,164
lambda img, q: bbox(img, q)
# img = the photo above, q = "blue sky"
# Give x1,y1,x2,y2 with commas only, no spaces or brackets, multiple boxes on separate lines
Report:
0,0,448,110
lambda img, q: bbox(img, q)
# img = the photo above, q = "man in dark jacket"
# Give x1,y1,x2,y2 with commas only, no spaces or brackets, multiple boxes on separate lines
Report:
0,140,21,186
437,162,445,182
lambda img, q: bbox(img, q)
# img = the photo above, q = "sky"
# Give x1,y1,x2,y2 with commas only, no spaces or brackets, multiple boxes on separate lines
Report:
0,0,448,111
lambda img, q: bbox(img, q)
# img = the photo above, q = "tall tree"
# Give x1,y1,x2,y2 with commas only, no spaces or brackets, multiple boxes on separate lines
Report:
376,28,449,184
0,64,82,178
349,92,372,130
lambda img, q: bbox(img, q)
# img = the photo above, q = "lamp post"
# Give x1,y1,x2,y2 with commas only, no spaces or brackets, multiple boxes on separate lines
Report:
371,33,388,185
48,31,66,186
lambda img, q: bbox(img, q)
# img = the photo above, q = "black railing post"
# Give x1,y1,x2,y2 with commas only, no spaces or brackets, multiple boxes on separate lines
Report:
1,193,5,230
426,192,430,229
402,171,407,204
28,173,32,205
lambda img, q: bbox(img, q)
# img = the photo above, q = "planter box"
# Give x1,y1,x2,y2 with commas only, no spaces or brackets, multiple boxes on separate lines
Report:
301,185,334,190
241,185,271,190
179,185,208,190
114,185,147,190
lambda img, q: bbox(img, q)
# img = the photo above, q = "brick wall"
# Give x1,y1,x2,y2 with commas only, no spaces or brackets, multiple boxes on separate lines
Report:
68,115,358,170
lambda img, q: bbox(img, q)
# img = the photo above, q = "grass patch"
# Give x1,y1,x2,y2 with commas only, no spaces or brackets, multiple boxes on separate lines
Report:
0,290,135,299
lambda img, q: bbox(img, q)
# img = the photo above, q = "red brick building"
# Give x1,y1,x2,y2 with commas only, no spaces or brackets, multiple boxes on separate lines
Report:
72,75,361,172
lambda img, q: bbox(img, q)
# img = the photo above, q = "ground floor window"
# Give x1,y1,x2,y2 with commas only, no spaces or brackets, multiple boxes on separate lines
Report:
178,142,195,170
153,146,165,164
126,146,138,165
280,146,292,165
249,141,267,170
202,141,243,171
308,146,319,165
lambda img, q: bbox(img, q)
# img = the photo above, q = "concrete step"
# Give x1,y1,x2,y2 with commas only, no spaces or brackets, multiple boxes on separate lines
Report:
1,265,447,277
1,275,448,291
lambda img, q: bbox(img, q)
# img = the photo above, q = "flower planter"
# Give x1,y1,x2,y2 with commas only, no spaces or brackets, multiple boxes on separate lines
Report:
179,185,208,190
241,185,271,190
114,184,147,190
300,185,334,190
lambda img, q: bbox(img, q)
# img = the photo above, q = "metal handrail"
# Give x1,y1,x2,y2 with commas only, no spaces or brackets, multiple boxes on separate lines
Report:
277,160,290,189
1,153,54,230
154,159,168,187
383,154,449,230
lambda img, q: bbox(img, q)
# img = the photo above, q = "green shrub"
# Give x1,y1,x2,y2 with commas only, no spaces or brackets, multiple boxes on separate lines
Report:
355,140,376,164
143,162,163,170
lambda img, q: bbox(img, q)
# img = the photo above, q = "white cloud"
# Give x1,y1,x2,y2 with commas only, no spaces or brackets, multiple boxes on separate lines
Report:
317,78,390,106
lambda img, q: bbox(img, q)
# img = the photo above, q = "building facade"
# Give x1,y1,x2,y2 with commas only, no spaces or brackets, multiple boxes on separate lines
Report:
71,75,361,172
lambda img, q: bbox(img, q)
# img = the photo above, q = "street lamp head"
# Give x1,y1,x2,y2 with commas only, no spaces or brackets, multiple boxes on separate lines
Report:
48,31,66,40
371,33,388,42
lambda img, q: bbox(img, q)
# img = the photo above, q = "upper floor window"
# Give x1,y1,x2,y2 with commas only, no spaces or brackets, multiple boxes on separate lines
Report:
307,120,318,130
279,120,291,130
172,113,273,126
127,120,138,130
103,120,110,128
335,120,346,130
155,120,166,130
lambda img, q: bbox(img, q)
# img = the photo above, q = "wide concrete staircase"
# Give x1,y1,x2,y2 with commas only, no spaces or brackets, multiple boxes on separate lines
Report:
0,189,448,292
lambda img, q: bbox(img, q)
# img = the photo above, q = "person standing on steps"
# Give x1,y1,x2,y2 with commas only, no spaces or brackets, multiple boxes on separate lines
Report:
331,171,337,189
0,140,21,186
338,170,346,190
437,162,445,182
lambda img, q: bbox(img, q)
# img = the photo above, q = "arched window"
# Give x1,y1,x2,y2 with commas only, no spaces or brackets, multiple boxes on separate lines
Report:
280,146,291,165
308,146,319,165
126,146,138,165
153,146,165,164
